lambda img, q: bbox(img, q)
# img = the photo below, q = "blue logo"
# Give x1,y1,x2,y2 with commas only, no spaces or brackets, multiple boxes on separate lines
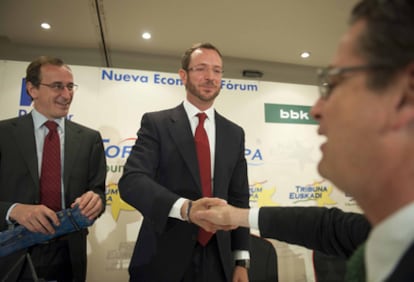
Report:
20,78,31,106
246,148,264,166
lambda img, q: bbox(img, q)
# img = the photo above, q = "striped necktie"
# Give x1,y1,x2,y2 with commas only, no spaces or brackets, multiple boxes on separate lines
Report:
345,243,366,282
40,121,62,211
194,113,213,246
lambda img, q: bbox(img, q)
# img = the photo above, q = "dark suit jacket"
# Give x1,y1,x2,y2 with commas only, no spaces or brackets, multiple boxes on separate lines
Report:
119,103,250,281
0,113,106,281
387,242,414,281
258,206,414,281
259,207,370,258
248,234,278,282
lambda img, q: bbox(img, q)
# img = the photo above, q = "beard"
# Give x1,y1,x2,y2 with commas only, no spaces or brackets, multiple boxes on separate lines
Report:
185,78,221,102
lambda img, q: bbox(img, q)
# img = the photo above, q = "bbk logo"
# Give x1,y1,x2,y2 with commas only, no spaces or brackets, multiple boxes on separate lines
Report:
280,109,309,120
264,103,317,125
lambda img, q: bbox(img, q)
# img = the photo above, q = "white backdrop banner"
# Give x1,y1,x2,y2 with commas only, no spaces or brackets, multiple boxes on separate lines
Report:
0,60,360,282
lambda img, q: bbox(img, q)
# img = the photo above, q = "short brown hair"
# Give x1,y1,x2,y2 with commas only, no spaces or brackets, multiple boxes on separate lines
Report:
350,0,414,90
181,43,222,70
26,56,69,87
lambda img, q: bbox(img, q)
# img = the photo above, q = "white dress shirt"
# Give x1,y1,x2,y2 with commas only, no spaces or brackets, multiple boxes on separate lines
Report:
366,202,414,281
169,100,215,220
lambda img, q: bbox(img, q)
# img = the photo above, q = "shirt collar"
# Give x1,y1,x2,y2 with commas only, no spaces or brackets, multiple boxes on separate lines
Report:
31,108,65,130
183,99,215,121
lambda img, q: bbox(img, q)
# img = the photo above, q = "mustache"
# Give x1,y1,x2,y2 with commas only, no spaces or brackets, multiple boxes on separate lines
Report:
201,80,218,87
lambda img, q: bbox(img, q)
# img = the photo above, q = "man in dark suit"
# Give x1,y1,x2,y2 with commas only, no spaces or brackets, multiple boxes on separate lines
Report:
118,43,250,282
0,56,106,281
195,1,414,281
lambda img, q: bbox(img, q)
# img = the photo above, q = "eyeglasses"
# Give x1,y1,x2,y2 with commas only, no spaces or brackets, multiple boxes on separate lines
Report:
317,65,390,99
187,65,224,76
39,82,79,92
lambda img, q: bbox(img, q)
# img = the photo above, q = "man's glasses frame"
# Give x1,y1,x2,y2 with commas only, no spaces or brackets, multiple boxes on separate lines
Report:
39,82,79,92
186,64,224,76
317,65,391,99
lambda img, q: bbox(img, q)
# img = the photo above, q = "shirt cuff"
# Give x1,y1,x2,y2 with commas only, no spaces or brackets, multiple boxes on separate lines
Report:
249,207,260,230
233,250,250,260
169,198,187,220
6,203,18,224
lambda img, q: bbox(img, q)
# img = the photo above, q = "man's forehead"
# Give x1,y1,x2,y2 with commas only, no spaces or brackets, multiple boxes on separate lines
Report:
331,20,367,66
191,49,222,66
40,65,73,81
193,49,204,55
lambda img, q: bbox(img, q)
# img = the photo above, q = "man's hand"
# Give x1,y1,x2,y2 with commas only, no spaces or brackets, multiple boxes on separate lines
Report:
71,191,103,220
9,204,59,235
193,204,250,229
182,197,237,232
233,266,249,282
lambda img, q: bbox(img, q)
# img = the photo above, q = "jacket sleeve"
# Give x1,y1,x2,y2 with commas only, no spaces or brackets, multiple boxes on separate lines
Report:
258,206,371,258
118,112,180,234
86,131,107,215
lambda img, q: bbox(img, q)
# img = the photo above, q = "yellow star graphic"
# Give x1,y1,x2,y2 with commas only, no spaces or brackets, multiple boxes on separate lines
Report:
250,181,279,207
106,183,135,220
314,181,337,206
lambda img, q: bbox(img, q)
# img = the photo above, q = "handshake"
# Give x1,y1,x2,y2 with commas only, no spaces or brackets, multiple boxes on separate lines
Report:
182,197,250,233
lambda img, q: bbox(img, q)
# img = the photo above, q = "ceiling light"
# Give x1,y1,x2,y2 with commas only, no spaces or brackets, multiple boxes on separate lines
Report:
142,32,151,40
300,51,310,59
40,22,51,30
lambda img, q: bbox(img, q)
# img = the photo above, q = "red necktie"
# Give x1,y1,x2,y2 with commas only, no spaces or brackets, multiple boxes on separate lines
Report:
195,113,213,246
40,121,62,211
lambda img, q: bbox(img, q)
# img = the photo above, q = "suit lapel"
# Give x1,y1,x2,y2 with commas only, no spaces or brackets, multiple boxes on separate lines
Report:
387,241,414,280
63,120,82,196
168,104,201,189
213,112,227,198
12,114,40,191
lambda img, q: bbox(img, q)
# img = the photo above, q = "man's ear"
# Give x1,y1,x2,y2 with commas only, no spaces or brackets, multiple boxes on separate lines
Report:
26,81,37,99
178,69,187,85
393,62,414,130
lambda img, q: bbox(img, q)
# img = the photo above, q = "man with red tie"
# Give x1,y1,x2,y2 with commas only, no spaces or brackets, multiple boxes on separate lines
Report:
0,56,106,281
119,43,250,282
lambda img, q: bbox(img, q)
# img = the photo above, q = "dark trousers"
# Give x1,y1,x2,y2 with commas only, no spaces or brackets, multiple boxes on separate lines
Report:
17,240,73,282
129,236,227,282
182,237,227,282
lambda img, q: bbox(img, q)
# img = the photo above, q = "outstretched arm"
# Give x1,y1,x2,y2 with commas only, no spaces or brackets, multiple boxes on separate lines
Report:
182,198,238,232
196,204,371,258
193,204,250,230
